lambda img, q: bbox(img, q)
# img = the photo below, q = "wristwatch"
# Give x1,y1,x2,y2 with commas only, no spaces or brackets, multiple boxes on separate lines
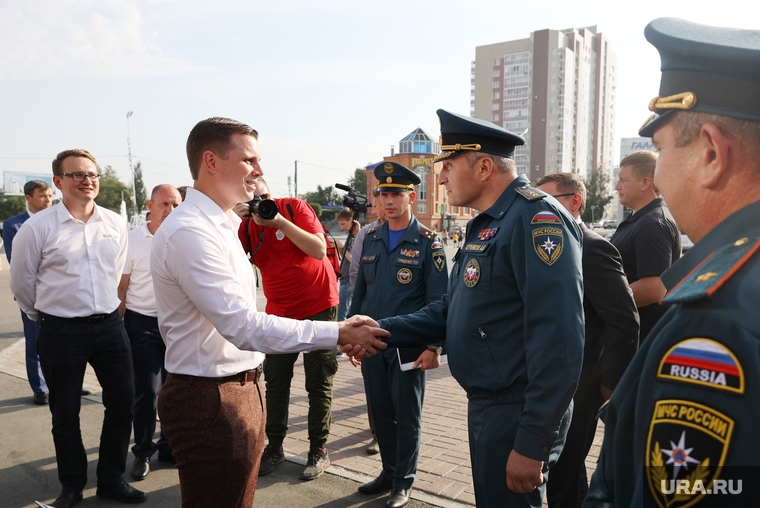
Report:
426,346,443,355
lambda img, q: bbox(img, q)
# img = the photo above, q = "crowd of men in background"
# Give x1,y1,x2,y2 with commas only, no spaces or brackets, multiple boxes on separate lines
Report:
4,15,760,508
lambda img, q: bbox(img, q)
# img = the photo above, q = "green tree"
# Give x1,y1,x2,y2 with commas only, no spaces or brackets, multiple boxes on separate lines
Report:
582,167,613,224
134,161,147,213
95,165,133,215
346,168,368,195
301,185,341,222
0,195,26,220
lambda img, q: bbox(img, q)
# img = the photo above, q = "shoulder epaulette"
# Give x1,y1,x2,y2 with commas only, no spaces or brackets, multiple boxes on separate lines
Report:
515,185,546,202
664,236,760,304
419,224,436,241
366,226,378,234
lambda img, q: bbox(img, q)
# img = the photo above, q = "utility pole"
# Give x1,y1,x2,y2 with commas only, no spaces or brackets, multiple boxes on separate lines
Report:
294,160,298,198
126,111,137,218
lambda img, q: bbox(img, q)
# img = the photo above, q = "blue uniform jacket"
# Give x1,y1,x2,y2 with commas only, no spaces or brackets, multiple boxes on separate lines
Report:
584,199,760,507
348,215,447,321
3,210,30,262
379,175,584,462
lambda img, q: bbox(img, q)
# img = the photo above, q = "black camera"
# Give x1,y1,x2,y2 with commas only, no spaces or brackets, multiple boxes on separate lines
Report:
247,195,278,220
335,183,371,215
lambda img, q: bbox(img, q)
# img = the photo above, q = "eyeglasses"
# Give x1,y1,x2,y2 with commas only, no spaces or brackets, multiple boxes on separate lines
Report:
60,173,100,182
551,193,576,199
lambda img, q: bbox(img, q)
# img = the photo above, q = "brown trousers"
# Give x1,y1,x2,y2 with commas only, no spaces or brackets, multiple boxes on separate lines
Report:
159,372,265,508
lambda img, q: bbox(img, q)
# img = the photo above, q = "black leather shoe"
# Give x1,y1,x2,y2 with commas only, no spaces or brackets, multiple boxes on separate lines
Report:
131,456,150,481
34,392,49,405
96,479,147,504
358,473,393,495
386,487,411,508
50,490,83,508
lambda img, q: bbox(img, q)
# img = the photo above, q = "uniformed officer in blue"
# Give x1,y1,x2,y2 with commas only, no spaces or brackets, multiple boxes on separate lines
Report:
584,18,760,507
350,161,448,508
377,110,584,507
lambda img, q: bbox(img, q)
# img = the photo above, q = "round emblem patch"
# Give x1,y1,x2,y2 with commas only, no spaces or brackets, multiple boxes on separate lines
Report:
464,259,480,287
397,268,413,284
384,163,394,174
386,176,393,183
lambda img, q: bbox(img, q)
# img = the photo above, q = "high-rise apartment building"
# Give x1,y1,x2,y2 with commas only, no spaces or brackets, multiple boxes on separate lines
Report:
471,26,616,183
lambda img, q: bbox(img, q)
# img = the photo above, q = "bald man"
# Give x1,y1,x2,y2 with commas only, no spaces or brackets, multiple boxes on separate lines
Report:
118,184,182,481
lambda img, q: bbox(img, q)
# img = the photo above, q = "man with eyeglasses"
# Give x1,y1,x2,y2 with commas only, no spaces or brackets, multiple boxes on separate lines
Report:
536,172,639,508
10,149,146,507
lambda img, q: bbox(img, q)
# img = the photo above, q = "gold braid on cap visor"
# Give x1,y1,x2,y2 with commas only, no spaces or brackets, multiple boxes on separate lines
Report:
439,143,482,152
641,92,698,131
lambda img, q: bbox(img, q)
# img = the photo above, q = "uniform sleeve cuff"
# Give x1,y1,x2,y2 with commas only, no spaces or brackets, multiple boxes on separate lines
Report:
513,428,553,462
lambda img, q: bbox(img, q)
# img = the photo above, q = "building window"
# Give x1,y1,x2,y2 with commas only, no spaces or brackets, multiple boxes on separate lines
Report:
493,58,501,66
492,103,500,110
493,114,500,121
417,203,427,214
493,81,500,88
493,70,501,77
493,92,500,99
414,166,429,200
452,206,459,214
464,207,470,215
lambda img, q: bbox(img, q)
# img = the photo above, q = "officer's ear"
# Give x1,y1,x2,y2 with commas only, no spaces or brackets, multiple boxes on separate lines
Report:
408,190,417,204
476,156,497,180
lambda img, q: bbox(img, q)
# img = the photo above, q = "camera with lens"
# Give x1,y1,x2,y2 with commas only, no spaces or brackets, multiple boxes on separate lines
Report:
247,195,278,220
335,183,371,215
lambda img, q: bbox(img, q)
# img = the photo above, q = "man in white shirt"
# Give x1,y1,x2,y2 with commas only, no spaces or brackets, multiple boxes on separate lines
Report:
10,149,146,508
117,184,182,482
151,116,389,508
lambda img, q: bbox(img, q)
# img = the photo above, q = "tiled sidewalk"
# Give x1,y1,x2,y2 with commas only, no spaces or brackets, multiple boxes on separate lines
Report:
0,334,604,507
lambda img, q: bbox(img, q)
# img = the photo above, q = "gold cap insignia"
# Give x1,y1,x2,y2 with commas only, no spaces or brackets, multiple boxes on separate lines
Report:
384,163,394,174
386,176,392,183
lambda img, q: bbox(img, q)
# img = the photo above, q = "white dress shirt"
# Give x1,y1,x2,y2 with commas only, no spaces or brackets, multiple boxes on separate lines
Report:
123,223,157,317
151,188,339,377
10,202,128,321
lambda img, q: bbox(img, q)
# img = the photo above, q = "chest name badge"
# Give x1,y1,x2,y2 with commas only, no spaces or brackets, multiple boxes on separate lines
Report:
362,255,376,262
432,250,445,272
400,248,420,258
531,211,562,225
657,338,744,394
646,399,734,508
479,227,499,241
397,268,413,284
532,227,564,266
464,258,480,287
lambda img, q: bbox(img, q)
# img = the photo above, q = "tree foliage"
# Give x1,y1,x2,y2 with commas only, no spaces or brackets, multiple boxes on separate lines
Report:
0,196,26,220
346,168,368,196
95,166,133,216
582,168,613,223
301,185,342,222
134,161,147,213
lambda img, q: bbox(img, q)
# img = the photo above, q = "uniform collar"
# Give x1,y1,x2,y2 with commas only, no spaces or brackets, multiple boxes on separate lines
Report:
481,174,529,219
374,215,422,248
662,199,760,290
185,187,241,229
139,222,153,238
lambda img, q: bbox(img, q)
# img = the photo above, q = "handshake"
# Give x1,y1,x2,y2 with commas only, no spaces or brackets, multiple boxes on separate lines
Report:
336,315,390,359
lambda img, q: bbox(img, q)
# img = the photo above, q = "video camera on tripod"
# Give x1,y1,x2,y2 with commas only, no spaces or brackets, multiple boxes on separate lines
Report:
335,183,371,216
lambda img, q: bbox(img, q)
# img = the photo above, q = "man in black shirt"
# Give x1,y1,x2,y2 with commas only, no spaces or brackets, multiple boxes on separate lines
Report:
610,150,680,342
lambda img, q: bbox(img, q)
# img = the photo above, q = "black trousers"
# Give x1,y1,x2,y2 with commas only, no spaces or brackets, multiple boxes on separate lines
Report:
37,311,135,493
546,362,604,508
124,309,171,459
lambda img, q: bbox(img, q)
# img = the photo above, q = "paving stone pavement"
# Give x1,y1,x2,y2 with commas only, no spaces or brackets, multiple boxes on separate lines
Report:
0,248,604,507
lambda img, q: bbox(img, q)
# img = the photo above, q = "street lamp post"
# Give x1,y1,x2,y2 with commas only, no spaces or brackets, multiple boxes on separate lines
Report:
591,205,597,224
126,111,138,219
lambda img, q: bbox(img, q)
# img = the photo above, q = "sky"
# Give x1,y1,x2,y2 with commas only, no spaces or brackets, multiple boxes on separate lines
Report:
0,0,755,202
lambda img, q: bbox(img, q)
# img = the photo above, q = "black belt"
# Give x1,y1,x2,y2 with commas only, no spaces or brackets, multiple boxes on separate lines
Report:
169,365,263,385
39,310,117,324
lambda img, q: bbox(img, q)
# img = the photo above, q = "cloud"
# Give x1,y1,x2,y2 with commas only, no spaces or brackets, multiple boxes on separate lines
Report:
0,0,205,80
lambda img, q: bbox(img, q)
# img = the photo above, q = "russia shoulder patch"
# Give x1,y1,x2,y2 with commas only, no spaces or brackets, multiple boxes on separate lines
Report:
657,338,744,394
531,210,562,225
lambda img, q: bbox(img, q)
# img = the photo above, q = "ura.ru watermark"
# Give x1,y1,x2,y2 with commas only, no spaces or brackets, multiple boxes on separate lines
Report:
660,479,742,495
